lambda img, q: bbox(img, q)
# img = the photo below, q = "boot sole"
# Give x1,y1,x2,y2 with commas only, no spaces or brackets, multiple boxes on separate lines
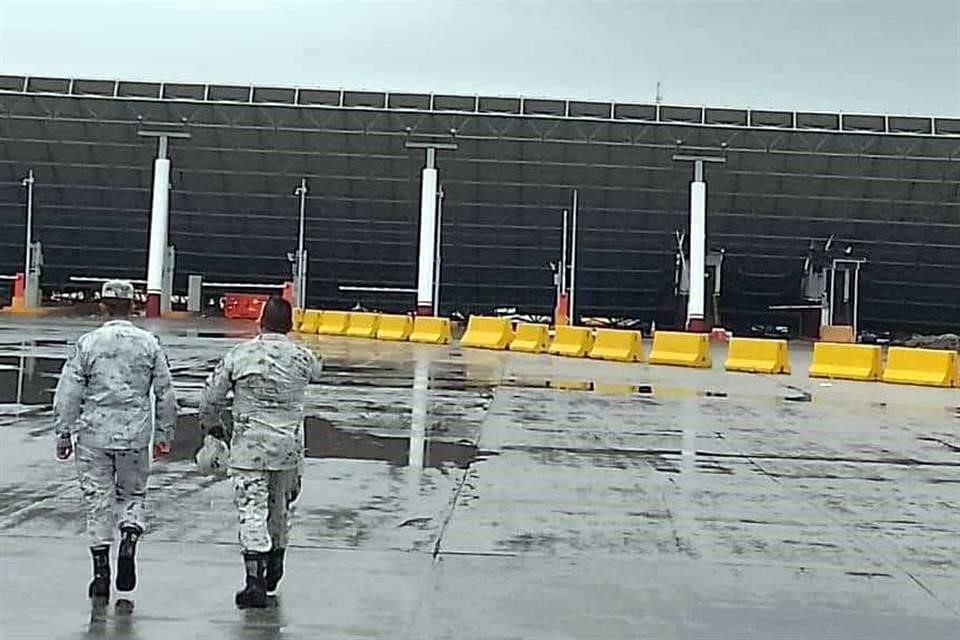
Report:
235,594,268,608
116,543,136,592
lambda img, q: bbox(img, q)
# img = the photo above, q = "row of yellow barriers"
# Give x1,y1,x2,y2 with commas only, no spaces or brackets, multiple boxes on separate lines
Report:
460,316,958,388
809,342,958,387
293,310,958,388
294,309,451,344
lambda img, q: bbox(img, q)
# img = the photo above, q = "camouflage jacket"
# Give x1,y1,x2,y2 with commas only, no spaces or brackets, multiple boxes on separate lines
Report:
53,320,177,449
199,334,322,470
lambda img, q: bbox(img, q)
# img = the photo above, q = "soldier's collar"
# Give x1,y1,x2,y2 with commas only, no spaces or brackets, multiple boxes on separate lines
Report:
258,332,289,341
103,319,134,327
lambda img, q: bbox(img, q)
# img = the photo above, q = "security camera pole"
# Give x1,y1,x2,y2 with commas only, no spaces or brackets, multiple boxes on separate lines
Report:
672,150,725,332
20,169,37,307
138,124,190,318
293,178,308,309
405,135,457,316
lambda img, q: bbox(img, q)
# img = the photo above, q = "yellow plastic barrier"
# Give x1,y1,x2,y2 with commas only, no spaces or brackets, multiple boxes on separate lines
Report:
345,312,380,339
588,329,644,362
461,316,514,350
376,314,414,341
808,342,881,381
298,309,321,334
292,308,304,331
725,337,790,374
648,331,712,368
881,347,959,388
509,323,550,353
547,326,594,358
409,316,452,344
317,310,350,335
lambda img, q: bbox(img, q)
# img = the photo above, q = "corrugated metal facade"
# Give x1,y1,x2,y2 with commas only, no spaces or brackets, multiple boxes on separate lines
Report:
1,77,957,333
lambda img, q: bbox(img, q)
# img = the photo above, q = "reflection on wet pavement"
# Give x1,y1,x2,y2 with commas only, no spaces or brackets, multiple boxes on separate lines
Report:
0,355,64,406
170,415,484,469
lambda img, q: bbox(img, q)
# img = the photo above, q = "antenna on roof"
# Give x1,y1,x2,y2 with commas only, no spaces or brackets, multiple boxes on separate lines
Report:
655,81,663,105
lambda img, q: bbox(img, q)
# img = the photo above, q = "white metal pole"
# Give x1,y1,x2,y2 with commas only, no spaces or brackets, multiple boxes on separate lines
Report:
433,185,443,317
416,148,439,316
569,189,579,324
686,161,706,332
828,260,837,327
146,137,171,317
23,170,34,286
853,263,860,337
296,178,307,309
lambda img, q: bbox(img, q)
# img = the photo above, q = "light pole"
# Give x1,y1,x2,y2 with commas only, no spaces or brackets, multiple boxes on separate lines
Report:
405,138,457,316
20,170,35,306
294,178,308,309
569,189,579,324
672,152,726,332
138,126,190,318
433,184,444,317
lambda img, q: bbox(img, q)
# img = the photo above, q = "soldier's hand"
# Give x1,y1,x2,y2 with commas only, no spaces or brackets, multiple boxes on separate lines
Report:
207,424,227,442
153,441,172,460
55,436,73,461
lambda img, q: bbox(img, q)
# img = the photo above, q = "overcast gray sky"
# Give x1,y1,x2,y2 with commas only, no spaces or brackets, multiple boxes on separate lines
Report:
1,0,958,115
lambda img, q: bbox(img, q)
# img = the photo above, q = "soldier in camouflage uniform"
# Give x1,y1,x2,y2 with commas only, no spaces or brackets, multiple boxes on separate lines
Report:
200,296,322,608
53,279,177,598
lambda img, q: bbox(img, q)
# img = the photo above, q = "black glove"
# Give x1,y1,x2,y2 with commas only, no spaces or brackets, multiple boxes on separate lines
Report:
207,424,227,442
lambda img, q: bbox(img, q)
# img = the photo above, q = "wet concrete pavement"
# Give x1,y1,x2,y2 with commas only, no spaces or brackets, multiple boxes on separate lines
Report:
0,317,957,639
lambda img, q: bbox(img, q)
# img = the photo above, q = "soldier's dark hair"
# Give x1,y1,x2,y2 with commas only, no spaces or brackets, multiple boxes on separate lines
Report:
102,298,132,317
260,296,293,334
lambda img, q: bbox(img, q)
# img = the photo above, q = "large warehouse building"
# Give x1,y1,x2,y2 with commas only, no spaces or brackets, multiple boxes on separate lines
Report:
0,75,957,334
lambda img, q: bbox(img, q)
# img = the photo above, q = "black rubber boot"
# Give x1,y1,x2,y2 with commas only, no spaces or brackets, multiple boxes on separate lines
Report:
265,548,285,592
88,545,111,599
116,526,141,592
235,552,268,609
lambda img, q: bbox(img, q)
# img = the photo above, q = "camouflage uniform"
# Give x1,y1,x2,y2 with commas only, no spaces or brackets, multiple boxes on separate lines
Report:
54,319,177,546
199,333,322,553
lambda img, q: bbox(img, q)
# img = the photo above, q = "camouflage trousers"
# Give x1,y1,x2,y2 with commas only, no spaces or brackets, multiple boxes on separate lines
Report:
231,469,301,553
75,443,149,547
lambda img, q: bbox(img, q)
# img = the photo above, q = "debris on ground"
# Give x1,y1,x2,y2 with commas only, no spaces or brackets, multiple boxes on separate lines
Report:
901,333,960,351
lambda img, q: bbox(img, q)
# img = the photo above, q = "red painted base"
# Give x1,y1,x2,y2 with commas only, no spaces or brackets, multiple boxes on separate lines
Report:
416,303,433,317
145,294,161,318
685,317,706,333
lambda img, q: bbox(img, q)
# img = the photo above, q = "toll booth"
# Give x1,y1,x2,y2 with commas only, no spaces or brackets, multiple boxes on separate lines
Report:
769,238,867,340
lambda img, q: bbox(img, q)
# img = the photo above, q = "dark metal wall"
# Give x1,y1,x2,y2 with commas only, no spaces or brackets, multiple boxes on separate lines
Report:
1,88,958,333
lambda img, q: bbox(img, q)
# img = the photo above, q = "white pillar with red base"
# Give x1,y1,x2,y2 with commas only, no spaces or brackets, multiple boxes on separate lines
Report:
686,173,707,332
145,137,170,318
415,148,438,316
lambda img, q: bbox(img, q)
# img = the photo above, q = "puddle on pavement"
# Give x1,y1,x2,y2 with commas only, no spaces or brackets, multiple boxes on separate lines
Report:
170,414,481,469
503,377,654,396
0,356,65,406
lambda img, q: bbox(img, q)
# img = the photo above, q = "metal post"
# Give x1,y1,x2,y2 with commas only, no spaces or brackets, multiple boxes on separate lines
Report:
560,209,569,293
21,170,35,307
433,184,444,317
828,263,837,326
145,137,170,317
138,127,190,318
405,139,457,316
672,153,725,332
853,262,860,338
569,190,579,324
416,148,439,316
294,178,308,309
688,161,706,332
